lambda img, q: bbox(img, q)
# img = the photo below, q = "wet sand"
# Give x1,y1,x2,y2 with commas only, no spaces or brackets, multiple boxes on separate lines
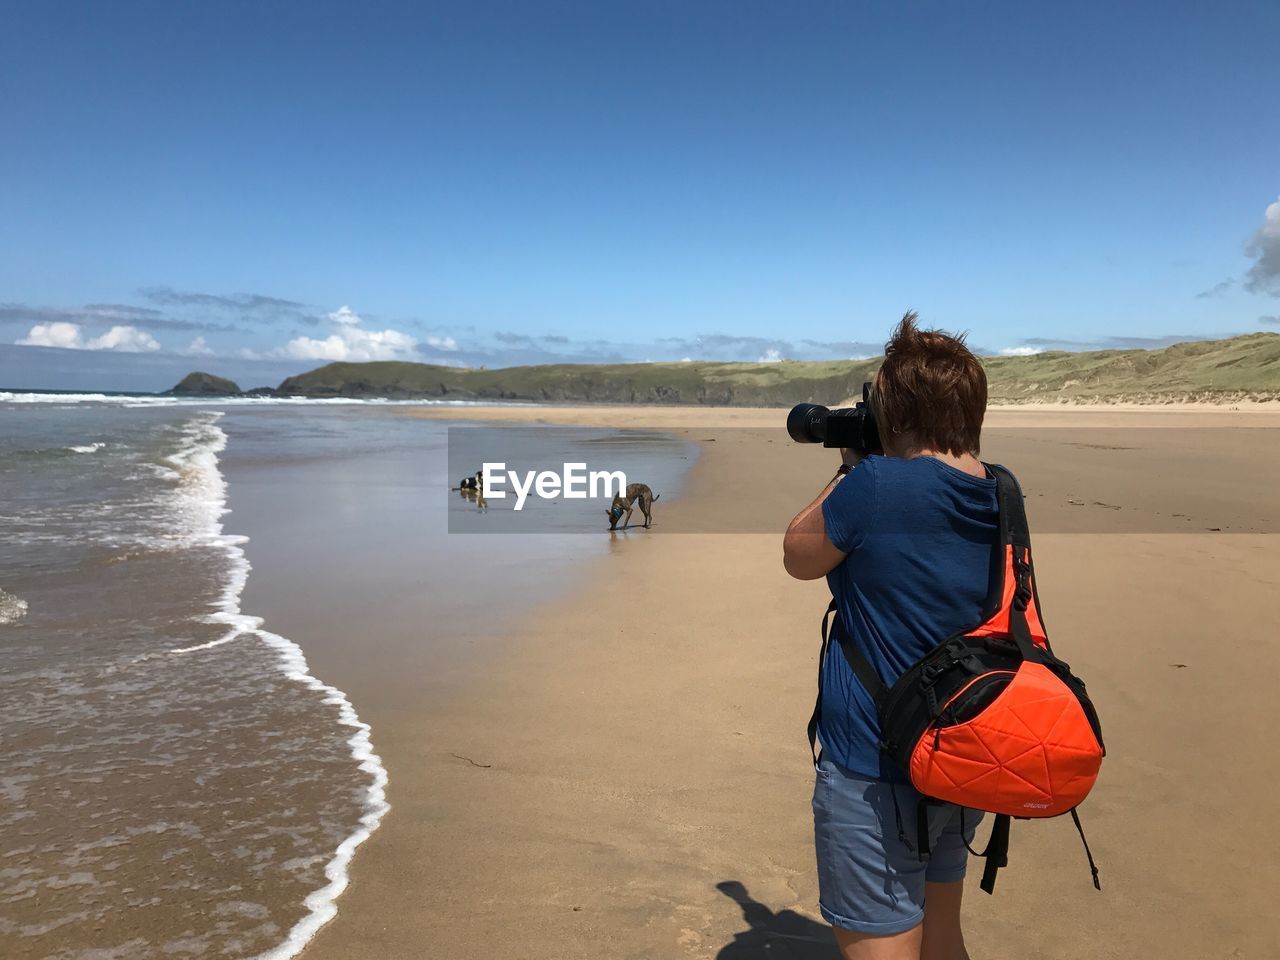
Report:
241,405,1280,960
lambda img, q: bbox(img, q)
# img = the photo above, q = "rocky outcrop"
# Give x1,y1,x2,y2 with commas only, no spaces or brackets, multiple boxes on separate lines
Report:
168,372,241,396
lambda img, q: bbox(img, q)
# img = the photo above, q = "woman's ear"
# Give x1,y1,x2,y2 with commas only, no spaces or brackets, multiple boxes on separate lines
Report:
879,430,911,459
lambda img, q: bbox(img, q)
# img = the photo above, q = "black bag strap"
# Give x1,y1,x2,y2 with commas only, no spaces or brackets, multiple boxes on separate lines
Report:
807,599,889,766
985,463,1051,665
979,813,1011,894
827,598,889,706
987,462,1030,551
1071,807,1102,891
960,806,1101,895
959,809,1010,894
805,604,831,767
975,462,1020,622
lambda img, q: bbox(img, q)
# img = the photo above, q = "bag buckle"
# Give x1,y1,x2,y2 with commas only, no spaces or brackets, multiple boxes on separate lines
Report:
921,662,944,685
1012,547,1033,611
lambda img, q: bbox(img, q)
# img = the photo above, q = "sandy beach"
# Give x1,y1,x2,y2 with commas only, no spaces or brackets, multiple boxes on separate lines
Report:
237,404,1280,960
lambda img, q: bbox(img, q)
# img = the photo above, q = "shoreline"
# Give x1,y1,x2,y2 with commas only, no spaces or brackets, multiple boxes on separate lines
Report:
234,404,1280,959
201,412,391,960
5,388,1278,417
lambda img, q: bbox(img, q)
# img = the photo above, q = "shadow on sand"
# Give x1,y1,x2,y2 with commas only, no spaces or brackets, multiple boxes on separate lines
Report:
715,880,839,960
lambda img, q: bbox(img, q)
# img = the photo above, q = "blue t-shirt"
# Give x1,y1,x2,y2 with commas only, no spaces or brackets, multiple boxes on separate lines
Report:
819,455,999,782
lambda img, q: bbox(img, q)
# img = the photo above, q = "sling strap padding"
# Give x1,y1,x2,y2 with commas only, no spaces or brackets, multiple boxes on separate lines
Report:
988,462,1030,550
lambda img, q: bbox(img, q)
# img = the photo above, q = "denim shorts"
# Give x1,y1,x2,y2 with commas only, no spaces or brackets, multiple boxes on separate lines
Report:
812,756,983,935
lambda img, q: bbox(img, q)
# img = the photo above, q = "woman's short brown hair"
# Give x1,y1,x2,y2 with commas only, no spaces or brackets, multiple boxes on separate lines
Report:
873,311,986,456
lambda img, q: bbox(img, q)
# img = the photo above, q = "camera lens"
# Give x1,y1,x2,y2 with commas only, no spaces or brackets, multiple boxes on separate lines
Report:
787,403,828,444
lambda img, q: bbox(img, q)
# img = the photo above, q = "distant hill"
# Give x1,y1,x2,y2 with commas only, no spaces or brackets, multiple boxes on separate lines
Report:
182,332,1280,406
275,357,884,405
976,332,1280,403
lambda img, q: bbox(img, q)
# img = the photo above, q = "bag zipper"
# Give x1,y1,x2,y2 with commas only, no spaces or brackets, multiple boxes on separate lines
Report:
933,669,1019,748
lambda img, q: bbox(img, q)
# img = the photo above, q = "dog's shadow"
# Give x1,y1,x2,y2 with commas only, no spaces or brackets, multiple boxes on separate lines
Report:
714,881,838,960
607,519,650,535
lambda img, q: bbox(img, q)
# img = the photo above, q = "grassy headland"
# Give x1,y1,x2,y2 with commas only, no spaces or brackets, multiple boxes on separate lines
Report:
275,356,884,405
177,332,1280,405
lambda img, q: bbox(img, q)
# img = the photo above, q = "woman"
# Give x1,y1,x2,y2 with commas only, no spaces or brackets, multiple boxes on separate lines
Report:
783,313,997,960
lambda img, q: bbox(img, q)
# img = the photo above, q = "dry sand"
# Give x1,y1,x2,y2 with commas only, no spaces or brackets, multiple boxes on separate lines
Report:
281,404,1280,960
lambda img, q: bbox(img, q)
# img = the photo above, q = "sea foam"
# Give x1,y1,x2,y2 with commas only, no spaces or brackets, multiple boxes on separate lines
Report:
163,411,389,959
0,588,28,624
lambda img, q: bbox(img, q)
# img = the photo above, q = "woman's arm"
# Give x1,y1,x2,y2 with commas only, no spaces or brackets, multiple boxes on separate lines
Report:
783,464,852,581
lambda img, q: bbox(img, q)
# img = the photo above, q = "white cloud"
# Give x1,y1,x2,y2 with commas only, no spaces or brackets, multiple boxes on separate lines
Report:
282,335,349,361
182,336,215,357
17,321,159,352
425,335,458,351
328,305,362,326
88,325,160,352
757,348,784,363
18,321,85,349
1244,195,1280,295
998,346,1044,357
280,305,418,362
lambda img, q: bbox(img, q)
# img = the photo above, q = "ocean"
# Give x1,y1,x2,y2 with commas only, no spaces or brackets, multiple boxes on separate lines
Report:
0,395,695,959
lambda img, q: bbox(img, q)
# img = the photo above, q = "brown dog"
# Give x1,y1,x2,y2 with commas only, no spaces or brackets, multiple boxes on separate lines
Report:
607,483,659,530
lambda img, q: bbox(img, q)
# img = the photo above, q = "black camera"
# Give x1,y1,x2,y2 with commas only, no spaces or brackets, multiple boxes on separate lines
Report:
786,382,881,452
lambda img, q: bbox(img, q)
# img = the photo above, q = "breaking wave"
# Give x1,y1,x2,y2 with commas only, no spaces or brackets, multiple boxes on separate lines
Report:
163,412,390,958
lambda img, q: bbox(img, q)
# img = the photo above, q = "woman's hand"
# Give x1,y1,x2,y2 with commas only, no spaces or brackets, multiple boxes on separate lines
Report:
840,447,864,468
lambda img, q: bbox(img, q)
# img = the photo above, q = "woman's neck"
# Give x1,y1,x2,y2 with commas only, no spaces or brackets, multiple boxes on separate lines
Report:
890,445,986,479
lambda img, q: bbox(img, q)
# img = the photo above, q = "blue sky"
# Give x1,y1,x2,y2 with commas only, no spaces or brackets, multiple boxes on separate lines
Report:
2,1,1278,390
